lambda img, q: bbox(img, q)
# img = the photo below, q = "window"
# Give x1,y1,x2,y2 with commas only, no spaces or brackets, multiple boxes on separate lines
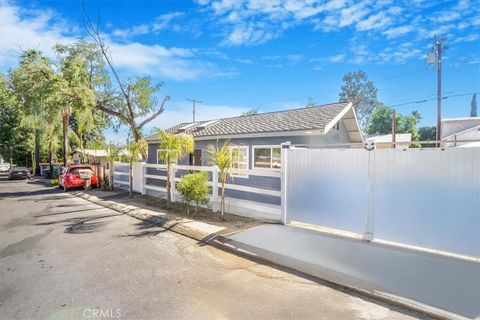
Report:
230,145,248,177
253,146,281,169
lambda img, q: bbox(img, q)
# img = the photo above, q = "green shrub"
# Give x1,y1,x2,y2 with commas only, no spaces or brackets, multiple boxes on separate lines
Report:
50,178,58,187
177,171,209,217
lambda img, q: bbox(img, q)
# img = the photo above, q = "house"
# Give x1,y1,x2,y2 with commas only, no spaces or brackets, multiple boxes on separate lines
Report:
145,102,363,168
365,133,412,149
70,149,110,168
142,101,362,210
441,117,480,147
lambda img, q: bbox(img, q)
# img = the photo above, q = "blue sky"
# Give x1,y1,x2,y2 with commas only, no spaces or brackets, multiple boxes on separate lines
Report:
0,0,479,143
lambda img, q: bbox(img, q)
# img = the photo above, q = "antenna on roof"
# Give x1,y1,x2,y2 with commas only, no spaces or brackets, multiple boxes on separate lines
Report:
186,98,202,122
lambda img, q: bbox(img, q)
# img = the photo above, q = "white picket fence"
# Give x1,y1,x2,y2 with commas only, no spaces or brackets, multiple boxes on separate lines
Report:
113,162,282,221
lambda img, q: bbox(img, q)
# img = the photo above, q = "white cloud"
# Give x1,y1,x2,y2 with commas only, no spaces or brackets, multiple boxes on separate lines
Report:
431,11,461,23
0,0,77,66
111,12,185,39
329,53,346,63
453,33,480,43
356,12,392,31
383,25,413,39
0,1,229,81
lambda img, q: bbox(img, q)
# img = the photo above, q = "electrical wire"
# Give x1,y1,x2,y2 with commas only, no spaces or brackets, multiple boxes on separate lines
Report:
389,92,480,108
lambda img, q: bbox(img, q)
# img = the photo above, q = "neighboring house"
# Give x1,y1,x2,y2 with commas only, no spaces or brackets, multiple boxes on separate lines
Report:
70,149,109,168
441,117,480,147
143,102,362,206
365,133,412,149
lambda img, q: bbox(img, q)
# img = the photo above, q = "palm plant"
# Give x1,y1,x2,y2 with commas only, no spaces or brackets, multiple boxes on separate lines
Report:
207,140,235,221
126,139,147,198
157,130,194,209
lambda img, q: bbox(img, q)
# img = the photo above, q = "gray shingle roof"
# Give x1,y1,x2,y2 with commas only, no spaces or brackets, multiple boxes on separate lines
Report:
145,102,350,141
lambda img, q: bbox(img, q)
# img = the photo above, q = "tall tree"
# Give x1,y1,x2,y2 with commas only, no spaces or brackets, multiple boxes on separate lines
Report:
157,130,194,209
339,71,379,130
84,19,170,156
470,93,477,117
418,126,436,143
11,50,56,174
366,104,421,142
0,74,33,168
53,43,97,166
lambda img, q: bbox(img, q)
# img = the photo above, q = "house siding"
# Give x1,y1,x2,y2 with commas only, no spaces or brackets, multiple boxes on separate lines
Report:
145,121,351,205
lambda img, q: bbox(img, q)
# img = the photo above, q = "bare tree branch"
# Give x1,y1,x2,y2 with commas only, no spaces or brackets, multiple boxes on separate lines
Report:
138,95,171,130
96,100,129,123
83,11,129,101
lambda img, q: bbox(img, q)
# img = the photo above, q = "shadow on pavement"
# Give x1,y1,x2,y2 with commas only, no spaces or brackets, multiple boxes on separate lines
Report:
0,188,62,199
34,213,119,234
34,207,101,218
120,220,169,238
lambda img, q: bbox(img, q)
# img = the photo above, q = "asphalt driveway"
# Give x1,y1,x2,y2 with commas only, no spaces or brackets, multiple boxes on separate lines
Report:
0,176,420,320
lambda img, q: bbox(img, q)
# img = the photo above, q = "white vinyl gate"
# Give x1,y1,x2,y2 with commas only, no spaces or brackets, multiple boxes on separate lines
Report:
284,147,480,258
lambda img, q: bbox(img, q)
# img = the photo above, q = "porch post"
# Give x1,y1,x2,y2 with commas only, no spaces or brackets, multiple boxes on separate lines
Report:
211,165,219,213
280,142,291,225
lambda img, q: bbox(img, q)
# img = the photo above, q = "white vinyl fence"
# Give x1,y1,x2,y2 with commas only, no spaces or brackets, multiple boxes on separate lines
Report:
284,147,480,258
113,162,282,221
113,146,479,258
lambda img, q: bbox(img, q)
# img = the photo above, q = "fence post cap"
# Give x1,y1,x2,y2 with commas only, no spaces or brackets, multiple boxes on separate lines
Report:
281,141,291,149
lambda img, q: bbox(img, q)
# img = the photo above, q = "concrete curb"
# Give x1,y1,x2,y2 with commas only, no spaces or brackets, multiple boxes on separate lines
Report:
71,191,220,242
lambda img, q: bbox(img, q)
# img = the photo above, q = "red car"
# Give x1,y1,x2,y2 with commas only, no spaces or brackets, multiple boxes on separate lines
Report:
58,165,99,191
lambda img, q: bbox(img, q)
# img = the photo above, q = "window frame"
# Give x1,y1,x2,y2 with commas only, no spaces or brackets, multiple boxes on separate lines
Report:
229,145,249,178
252,145,282,170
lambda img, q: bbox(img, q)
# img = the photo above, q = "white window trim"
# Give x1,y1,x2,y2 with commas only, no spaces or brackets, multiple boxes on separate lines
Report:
230,145,249,178
252,145,282,170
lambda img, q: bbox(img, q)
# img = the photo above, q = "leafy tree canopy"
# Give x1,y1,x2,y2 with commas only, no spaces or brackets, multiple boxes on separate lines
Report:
339,70,379,130
366,104,422,142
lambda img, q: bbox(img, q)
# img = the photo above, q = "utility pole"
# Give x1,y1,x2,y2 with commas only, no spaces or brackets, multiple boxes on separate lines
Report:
186,98,202,122
428,35,448,146
391,110,396,149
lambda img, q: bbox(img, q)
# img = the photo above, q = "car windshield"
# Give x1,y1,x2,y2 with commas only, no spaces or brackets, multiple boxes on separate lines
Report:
13,167,27,171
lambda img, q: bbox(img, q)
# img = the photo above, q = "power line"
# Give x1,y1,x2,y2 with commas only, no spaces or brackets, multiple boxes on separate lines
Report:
389,92,479,108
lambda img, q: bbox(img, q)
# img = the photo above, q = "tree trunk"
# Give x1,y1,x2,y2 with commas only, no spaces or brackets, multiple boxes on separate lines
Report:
166,161,172,209
62,112,69,167
129,161,133,198
220,180,226,221
109,160,114,191
48,144,53,179
34,128,40,176
193,205,198,218
131,127,147,159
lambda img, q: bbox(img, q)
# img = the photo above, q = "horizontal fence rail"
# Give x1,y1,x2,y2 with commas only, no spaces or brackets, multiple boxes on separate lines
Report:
114,161,282,221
